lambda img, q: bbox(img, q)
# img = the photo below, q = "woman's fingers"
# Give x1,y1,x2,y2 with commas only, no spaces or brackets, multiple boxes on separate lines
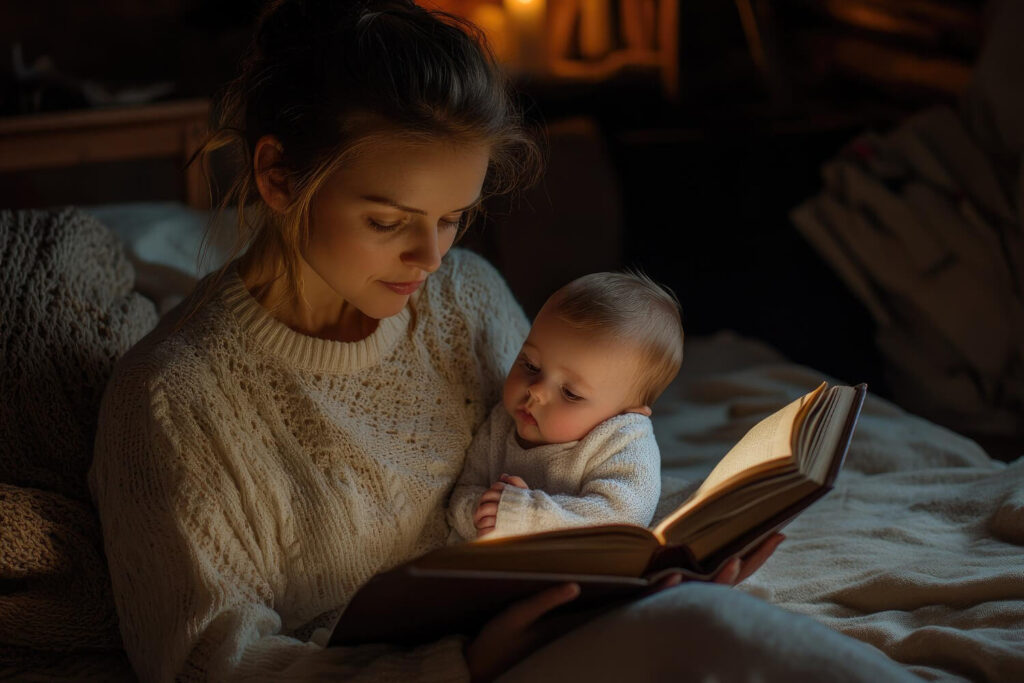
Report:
495,582,580,631
465,583,581,681
735,533,785,584
712,533,786,586
641,571,683,598
711,558,741,585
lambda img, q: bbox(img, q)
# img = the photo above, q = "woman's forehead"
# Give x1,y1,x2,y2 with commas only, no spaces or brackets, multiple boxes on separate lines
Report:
325,137,490,208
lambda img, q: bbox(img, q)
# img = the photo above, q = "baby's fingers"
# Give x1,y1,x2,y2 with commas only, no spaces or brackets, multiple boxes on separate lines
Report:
500,474,528,489
480,486,504,505
474,501,499,525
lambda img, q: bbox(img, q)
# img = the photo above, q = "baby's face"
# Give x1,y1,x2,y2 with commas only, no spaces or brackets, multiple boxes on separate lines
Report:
502,307,650,447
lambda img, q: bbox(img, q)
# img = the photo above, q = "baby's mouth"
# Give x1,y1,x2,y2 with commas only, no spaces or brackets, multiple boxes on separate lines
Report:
516,408,538,426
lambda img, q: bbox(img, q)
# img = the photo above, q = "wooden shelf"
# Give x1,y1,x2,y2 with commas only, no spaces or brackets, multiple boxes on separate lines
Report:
0,99,211,208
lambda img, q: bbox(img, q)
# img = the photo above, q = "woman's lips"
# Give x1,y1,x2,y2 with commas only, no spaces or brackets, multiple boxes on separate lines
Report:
381,280,424,295
516,409,537,426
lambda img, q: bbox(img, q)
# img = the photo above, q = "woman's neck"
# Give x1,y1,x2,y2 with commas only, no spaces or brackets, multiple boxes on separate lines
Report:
237,250,379,343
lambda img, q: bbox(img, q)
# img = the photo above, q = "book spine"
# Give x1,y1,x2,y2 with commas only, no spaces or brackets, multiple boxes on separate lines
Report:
643,544,705,578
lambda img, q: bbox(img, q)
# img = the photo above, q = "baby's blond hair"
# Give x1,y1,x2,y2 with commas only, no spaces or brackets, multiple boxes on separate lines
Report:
547,271,684,406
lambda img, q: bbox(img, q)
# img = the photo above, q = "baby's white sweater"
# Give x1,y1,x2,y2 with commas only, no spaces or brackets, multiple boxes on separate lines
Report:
88,249,529,683
447,404,661,543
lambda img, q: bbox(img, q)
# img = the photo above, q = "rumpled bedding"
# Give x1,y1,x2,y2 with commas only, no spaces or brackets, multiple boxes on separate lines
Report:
653,332,1024,682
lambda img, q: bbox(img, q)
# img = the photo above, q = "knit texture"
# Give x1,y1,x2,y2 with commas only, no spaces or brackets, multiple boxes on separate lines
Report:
0,207,156,675
0,207,157,500
88,248,530,682
447,403,661,542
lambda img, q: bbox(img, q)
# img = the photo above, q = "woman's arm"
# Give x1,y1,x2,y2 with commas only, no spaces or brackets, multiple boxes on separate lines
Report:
90,370,470,683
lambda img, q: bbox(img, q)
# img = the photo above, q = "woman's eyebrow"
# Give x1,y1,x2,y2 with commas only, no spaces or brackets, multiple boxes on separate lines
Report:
359,194,482,215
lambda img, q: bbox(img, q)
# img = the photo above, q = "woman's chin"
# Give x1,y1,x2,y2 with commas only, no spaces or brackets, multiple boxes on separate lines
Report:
362,297,409,320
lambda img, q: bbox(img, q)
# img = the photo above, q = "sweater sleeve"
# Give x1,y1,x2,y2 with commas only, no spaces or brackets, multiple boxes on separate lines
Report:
492,417,662,539
446,406,503,544
89,368,470,683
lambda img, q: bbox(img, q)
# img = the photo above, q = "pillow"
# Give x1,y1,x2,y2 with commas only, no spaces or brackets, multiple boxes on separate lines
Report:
83,202,237,314
83,201,228,278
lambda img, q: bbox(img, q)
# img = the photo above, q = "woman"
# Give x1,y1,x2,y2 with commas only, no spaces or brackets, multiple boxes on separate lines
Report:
89,2,798,681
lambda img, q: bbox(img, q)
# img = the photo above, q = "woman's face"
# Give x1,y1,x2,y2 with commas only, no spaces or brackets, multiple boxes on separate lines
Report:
300,137,490,324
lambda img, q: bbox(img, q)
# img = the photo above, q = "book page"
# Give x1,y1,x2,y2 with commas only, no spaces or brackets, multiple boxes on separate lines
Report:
801,386,856,484
653,384,826,541
685,478,821,560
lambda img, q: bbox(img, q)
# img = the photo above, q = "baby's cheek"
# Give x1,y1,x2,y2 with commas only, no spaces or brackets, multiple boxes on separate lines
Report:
543,407,591,443
501,372,521,414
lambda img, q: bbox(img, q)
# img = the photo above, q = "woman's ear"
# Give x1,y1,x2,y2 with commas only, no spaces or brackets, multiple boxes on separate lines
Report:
253,135,292,213
625,405,652,417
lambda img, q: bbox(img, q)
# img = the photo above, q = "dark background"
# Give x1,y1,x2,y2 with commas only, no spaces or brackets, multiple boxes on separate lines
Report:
1,0,1000,447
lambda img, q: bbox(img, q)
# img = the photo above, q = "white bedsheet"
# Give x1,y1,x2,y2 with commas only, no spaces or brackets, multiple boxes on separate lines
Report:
652,332,1023,682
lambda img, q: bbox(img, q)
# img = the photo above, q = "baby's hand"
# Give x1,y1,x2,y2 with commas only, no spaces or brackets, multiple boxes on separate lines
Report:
473,475,529,537
499,473,528,489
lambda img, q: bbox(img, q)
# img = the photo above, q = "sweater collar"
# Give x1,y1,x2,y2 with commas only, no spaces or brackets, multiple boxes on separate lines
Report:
220,262,411,373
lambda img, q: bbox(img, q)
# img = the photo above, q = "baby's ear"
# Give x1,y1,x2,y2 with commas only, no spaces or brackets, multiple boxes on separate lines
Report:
625,405,652,417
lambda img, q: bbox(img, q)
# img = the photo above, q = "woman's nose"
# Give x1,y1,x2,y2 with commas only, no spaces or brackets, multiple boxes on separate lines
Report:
402,222,443,273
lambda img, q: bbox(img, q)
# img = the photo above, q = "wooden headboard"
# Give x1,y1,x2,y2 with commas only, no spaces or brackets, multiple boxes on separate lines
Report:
0,99,211,209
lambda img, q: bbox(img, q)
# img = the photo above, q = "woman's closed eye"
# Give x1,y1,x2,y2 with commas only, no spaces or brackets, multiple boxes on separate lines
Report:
367,217,404,232
440,215,463,230
367,215,462,233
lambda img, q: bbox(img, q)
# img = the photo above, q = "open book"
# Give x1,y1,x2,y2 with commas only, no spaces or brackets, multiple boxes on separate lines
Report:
330,382,867,647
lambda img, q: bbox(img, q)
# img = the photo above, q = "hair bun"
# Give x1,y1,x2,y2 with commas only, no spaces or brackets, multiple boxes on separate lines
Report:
253,0,422,60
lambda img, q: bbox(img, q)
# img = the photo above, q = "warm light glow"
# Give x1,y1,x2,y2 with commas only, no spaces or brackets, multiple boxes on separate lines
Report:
504,0,546,74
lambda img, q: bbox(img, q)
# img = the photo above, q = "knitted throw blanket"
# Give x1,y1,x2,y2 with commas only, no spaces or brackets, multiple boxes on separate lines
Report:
0,208,157,672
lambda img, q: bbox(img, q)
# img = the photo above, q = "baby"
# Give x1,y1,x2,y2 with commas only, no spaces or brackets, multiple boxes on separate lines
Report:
447,271,684,542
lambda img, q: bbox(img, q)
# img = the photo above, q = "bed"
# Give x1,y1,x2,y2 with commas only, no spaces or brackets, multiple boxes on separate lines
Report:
0,105,1021,682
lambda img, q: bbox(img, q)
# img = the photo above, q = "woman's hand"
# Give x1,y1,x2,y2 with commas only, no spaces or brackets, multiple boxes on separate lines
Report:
465,582,581,683
654,533,786,588
463,534,784,681
712,533,785,585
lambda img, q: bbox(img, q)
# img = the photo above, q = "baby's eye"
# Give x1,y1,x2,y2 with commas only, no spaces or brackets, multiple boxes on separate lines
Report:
561,387,583,402
520,357,540,374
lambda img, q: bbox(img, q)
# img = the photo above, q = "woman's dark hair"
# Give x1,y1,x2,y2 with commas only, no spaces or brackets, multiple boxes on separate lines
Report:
189,0,544,314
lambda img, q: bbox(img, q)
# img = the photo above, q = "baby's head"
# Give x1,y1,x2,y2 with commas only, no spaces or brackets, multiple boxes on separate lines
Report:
503,272,684,447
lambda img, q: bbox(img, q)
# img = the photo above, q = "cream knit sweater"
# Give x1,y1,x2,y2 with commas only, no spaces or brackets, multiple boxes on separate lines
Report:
88,249,529,683
447,404,661,543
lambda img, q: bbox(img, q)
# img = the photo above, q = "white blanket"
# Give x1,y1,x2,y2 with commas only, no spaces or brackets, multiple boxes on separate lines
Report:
653,332,1024,682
